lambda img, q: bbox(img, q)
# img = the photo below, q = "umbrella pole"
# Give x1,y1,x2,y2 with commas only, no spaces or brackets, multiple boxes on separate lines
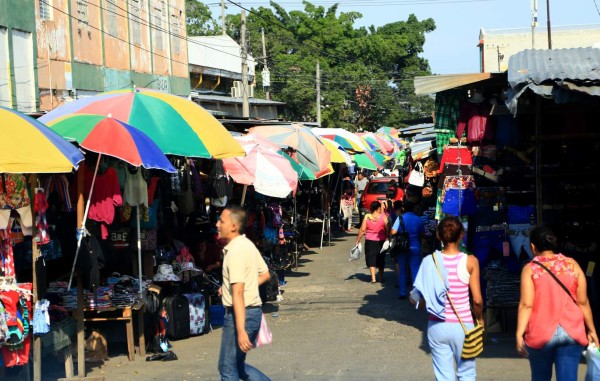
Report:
302,180,313,250
68,154,101,291
137,206,142,294
241,184,247,206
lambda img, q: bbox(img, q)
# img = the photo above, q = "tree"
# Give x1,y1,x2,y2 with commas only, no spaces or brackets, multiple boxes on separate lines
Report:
186,0,220,36
206,1,436,128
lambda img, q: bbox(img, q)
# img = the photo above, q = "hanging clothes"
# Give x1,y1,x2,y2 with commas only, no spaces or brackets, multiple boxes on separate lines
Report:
123,168,148,207
0,220,16,277
0,174,32,230
34,189,50,245
0,283,33,367
85,165,123,239
44,174,73,212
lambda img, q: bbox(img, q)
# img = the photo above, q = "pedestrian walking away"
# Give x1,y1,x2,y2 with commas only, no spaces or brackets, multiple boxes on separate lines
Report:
411,216,484,381
217,205,272,381
516,225,598,381
355,201,388,284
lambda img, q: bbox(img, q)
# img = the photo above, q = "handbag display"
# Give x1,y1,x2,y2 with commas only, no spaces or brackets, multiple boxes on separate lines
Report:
408,162,425,187
432,254,484,359
255,313,273,347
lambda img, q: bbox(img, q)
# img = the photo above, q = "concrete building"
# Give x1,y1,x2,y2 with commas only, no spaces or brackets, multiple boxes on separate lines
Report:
479,24,600,73
21,0,189,112
0,0,38,112
188,34,283,119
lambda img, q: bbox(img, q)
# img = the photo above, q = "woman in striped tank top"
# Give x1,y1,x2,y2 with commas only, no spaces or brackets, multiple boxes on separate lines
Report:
413,216,484,380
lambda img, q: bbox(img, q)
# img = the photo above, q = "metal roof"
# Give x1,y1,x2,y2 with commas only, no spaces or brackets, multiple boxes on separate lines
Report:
190,92,285,106
414,73,493,95
508,47,600,87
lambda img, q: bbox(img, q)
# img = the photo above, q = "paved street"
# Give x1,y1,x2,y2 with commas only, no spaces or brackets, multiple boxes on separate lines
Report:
35,229,587,380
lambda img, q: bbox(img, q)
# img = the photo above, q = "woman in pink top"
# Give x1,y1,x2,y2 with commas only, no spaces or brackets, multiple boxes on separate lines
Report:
516,226,598,381
355,201,388,283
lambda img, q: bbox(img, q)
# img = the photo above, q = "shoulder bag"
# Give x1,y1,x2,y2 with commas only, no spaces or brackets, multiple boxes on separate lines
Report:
393,215,410,254
433,254,484,359
531,260,577,304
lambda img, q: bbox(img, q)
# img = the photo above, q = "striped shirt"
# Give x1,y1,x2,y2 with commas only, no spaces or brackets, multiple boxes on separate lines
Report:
443,253,473,324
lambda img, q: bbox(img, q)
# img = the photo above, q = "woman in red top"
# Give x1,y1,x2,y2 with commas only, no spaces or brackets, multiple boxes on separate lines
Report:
516,226,598,381
355,201,388,284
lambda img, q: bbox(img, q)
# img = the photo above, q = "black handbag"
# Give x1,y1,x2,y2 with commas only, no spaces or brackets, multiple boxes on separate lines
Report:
391,215,410,254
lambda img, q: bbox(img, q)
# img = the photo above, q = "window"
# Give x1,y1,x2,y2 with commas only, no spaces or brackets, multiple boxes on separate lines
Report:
152,3,163,50
171,14,179,54
130,0,141,45
77,0,89,30
39,0,52,21
106,0,117,37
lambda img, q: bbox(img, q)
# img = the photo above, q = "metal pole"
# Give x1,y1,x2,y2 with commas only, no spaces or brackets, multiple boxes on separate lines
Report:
546,0,552,49
261,28,270,101
241,10,249,118
221,0,226,36
316,60,321,126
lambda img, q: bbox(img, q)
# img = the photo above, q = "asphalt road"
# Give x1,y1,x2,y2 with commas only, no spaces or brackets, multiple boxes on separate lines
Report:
30,228,589,380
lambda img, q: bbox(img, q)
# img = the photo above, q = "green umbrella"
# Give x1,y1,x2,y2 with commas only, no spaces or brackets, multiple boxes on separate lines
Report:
280,151,316,180
353,153,378,170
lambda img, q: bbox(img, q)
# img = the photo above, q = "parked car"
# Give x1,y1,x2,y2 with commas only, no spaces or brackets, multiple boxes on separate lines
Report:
358,176,404,223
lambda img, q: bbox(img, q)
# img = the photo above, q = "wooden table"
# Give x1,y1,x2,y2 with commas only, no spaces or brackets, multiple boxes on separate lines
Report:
70,302,145,361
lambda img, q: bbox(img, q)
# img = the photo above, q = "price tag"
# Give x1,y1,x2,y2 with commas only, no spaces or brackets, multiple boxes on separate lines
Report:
586,261,596,277
503,241,510,257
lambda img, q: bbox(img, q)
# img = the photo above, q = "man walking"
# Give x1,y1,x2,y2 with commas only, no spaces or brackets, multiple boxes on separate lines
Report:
354,171,369,211
217,205,271,381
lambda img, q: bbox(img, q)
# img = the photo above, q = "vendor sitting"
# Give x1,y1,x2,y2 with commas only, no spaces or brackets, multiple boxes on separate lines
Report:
192,232,222,276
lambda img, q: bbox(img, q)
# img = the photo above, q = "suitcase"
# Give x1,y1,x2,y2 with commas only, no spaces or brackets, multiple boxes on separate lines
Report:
163,295,190,340
183,293,206,335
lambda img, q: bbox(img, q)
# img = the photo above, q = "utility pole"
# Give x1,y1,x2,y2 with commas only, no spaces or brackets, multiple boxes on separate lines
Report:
531,0,538,49
316,60,321,126
221,0,226,36
261,28,270,100
241,10,249,118
546,0,552,49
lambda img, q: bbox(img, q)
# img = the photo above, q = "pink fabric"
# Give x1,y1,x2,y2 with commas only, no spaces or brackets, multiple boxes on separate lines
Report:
525,254,588,349
365,215,386,241
85,166,123,239
442,253,473,324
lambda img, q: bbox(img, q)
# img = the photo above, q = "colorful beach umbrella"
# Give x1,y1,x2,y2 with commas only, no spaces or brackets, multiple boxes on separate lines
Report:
377,126,400,138
248,124,331,178
360,132,395,154
320,137,352,166
49,114,177,291
353,152,380,170
46,114,176,172
0,106,84,173
39,88,245,159
223,136,298,198
311,127,366,152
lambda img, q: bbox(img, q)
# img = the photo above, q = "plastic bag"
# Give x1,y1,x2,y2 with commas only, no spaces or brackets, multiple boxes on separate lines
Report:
255,313,272,347
585,343,600,381
380,239,391,253
349,243,362,261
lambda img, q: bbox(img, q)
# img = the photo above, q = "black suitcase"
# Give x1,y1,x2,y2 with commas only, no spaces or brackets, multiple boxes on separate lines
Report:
163,295,191,340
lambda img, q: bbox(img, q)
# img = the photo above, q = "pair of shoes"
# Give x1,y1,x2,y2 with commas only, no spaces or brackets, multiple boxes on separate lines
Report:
370,280,377,284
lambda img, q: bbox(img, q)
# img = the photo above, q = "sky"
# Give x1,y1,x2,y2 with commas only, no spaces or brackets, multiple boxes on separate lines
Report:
211,0,600,74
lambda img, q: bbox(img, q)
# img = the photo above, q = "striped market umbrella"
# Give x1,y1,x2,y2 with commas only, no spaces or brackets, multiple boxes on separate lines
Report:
248,124,331,178
0,106,84,173
39,88,245,159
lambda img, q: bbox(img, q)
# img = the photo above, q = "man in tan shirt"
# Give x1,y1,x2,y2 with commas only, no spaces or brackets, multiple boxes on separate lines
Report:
217,205,271,381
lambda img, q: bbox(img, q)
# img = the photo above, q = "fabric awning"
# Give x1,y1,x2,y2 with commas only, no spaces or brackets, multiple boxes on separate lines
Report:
414,73,493,95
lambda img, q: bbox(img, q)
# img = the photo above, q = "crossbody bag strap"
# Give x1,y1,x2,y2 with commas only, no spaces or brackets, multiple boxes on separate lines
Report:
532,261,578,304
432,254,468,334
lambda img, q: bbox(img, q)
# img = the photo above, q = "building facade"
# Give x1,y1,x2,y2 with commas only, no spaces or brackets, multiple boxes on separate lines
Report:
479,24,600,73
1,0,190,112
0,0,38,112
188,35,283,119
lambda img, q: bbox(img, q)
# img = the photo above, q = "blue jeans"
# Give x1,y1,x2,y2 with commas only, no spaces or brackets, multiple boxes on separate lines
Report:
526,325,583,381
218,307,271,381
428,320,476,381
397,249,422,297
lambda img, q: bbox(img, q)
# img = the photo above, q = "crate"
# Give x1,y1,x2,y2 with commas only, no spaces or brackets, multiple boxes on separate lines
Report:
209,304,225,327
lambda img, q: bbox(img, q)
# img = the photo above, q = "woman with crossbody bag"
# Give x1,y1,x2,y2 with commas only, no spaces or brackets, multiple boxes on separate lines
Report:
411,216,484,380
516,226,598,381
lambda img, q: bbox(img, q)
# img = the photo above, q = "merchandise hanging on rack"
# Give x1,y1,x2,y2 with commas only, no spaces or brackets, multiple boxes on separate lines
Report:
0,278,33,368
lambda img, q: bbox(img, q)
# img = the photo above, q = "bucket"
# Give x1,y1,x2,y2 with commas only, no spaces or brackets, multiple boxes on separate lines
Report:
209,305,225,326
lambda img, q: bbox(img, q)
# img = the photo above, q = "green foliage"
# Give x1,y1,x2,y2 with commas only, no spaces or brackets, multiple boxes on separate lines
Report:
185,0,220,36
193,1,436,128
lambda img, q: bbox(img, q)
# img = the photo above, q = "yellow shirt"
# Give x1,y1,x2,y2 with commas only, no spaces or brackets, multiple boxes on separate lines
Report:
221,234,269,308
